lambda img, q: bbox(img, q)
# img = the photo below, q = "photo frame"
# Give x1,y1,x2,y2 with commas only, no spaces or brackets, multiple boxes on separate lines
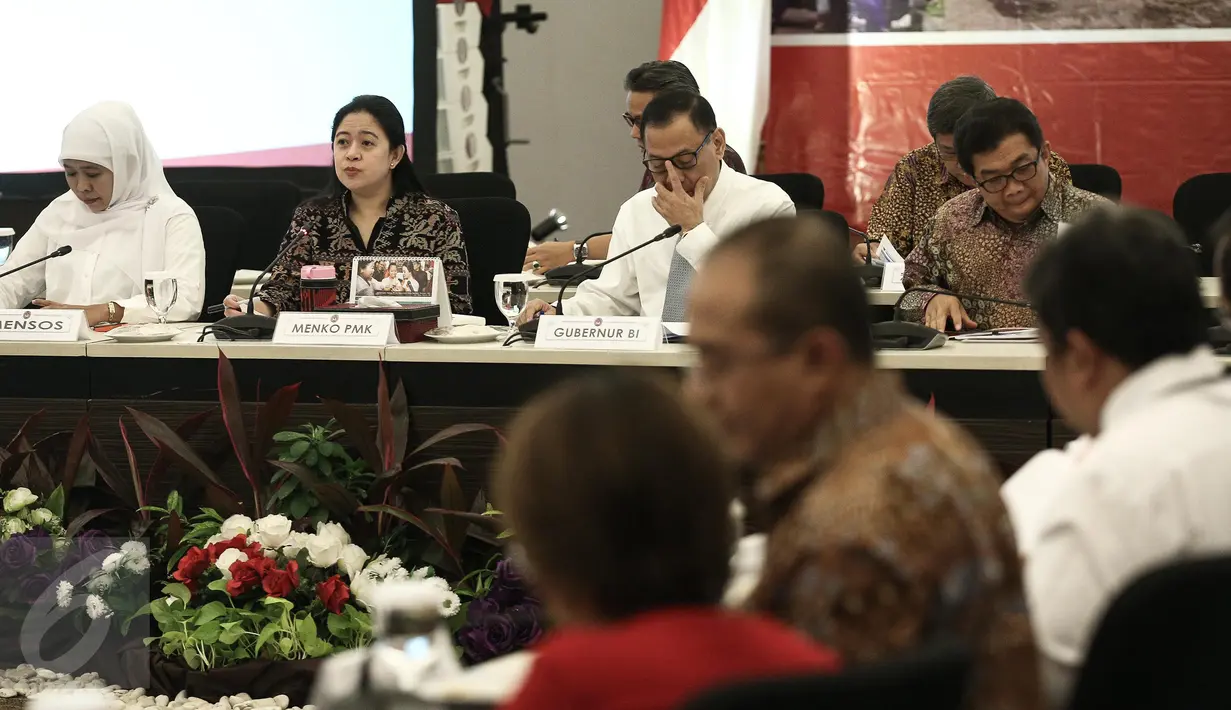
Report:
349,256,441,305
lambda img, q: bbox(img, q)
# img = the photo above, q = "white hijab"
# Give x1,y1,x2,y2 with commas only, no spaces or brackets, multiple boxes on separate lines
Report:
40,101,187,292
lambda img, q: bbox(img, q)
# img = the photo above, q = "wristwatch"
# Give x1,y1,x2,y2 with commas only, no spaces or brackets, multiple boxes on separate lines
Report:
573,241,589,261
106,301,118,323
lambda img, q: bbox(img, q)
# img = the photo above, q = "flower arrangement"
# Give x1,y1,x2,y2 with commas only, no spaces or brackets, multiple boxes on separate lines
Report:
56,539,152,622
455,557,544,665
0,486,70,609
142,512,459,671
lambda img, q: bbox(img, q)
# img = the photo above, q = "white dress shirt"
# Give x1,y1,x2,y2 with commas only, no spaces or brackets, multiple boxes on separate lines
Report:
563,167,795,318
1011,347,1231,703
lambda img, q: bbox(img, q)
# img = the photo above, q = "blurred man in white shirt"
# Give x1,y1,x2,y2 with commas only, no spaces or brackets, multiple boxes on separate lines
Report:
1007,206,1231,707
517,91,793,323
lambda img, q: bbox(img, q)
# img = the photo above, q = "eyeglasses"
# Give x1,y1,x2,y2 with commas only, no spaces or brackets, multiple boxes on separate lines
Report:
976,154,1042,193
642,132,713,174
621,112,640,128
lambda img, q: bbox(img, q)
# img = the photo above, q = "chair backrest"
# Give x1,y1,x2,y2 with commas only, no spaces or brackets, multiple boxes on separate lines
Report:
442,196,530,324
0,196,53,243
1069,164,1122,200
1173,173,1231,276
1067,555,1231,710
423,172,517,200
192,206,246,322
0,172,66,200
165,166,333,193
679,641,970,710
753,173,825,211
170,179,304,271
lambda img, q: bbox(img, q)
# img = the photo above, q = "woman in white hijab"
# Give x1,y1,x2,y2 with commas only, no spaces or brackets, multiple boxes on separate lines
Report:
0,102,205,324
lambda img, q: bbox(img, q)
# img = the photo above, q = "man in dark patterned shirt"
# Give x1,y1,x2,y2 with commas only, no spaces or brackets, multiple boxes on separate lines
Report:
688,215,1042,710
859,77,1071,261
901,98,1108,331
523,60,746,274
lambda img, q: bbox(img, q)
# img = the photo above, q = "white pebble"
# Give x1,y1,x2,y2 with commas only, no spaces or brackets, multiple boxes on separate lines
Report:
0,689,15,698
304,705,316,710
140,697,156,707
175,691,187,702
156,695,169,707
36,669,56,680
15,682,29,694
219,697,232,710
235,695,251,703
273,696,289,710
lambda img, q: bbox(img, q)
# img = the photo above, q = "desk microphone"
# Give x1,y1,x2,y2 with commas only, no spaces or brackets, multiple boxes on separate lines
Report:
0,245,71,280
544,231,608,283
851,227,883,287
872,286,1032,350
518,224,683,342
218,229,310,340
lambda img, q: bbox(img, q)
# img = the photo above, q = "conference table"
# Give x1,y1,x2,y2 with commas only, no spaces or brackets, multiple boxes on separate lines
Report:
0,325,1162,491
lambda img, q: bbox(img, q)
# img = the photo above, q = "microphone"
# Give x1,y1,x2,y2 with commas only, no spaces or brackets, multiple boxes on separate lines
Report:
221,229,310,340
851,227,883,287
530,209,569,243
518,224,684,342
872,286,1032,350
0,245,72,280
544,231,608,283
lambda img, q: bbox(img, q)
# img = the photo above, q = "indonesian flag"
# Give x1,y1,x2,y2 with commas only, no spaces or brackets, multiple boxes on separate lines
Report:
659,0,771,170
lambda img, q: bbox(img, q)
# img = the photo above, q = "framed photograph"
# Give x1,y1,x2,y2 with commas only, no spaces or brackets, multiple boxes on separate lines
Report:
349,256,440,305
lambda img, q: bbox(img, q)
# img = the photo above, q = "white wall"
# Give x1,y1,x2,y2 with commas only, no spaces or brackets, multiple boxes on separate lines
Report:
502,0,664,236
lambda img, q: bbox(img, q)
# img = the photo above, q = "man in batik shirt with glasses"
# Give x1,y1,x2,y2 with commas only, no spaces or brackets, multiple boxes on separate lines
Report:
900,98,1107,332
858,76,1072,263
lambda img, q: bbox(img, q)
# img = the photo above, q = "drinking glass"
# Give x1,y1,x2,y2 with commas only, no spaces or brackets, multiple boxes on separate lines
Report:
493,273,532,328
144,272,179,326
0,229,13,266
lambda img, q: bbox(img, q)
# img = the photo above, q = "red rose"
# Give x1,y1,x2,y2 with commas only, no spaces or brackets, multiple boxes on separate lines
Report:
263,561,300,599
207,534,261,563
173,547,210,585
316,575,350,615
226,556,275,597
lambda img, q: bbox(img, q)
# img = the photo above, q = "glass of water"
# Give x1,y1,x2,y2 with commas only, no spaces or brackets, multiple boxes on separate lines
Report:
0,228,13,266
144,272,179,326
493,273,532,328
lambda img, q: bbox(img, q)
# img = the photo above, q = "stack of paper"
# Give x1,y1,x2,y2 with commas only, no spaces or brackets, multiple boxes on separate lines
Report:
951,328,1040,343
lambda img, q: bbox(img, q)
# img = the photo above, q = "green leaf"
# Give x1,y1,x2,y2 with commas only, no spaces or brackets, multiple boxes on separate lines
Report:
295,615,319,644
149,599,175,626
45,485,65,521
194,601,228,626
195,622,222,644
273,431,307,442
262,596,295,610
183,646,199,669
277,636,293,655
319,457,334,477
163,583,192,608
122,602,153,635
288,440,310,461
219,628,243,644
305,638,333,658
303,448,319,468
326,613,350,638
167,490,183,515
289,496,311,520
207,579,230,594
255,623,279,653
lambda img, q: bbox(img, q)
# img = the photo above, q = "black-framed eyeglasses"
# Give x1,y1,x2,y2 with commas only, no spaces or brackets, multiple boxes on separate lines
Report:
621,112,640,128
642,132,713,174
976,154,1042,193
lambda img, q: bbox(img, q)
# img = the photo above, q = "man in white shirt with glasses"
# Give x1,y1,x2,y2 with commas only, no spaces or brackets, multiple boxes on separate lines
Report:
517,90,793,323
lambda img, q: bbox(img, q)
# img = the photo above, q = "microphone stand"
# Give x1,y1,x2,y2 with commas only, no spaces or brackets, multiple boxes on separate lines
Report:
210,230,309,340
518,224,683,341
543,231,608,283
0,246,72,280
851,227,883,287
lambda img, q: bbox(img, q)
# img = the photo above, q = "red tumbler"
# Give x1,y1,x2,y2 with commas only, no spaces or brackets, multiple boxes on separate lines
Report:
299,265,338,311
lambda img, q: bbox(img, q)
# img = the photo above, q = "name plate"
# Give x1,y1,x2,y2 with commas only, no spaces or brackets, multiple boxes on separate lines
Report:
0,309,89,342
534,315,662,351
273,312,398,346
880,262,906,292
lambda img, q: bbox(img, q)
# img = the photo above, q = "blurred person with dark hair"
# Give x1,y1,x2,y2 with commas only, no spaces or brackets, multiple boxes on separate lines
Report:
1006,206,1231,706
860,76,1072,261
687,215,1040,710
495,372,841,710
518,91,792,323
524,60,748,274
900,97,1105,332
1214,209,1231,318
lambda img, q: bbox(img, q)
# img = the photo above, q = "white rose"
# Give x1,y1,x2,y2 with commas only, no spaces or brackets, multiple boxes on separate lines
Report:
3,487,38,513
205,533,227,546
215,548,250,581
252,515,292,549
125,555,151,573
220,514,254,540
315,521,351,547
304,533,344,569
2,518,29,537
101,552,125,574
338,544,368,579
280,531,309,558
87,574,113,593
27,508,55,526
